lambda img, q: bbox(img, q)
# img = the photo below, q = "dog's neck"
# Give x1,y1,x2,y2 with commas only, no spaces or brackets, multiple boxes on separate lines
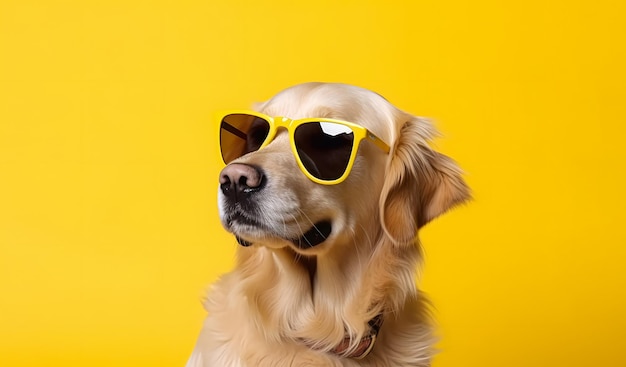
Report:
292,252,317,296
292,251,384,358
234,234,421,359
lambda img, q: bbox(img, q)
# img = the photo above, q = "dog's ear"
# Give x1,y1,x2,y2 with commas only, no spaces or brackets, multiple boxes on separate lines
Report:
380,116,470,245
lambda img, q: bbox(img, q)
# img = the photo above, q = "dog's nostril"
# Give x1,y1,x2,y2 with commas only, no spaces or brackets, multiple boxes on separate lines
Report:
220,175,233,193
220,174,232,186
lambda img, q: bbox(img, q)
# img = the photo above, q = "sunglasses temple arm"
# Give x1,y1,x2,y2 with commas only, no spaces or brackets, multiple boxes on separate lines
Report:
222,121,248,140
368,132,391,153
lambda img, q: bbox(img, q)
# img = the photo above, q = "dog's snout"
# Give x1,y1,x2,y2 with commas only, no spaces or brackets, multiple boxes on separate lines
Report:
220,163,264,200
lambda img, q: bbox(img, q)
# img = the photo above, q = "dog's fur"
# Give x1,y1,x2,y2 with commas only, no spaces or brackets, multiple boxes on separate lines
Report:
187,83,470,366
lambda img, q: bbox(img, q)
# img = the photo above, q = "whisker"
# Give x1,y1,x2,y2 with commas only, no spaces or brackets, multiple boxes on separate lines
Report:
297,209,328,239
292,212,305,236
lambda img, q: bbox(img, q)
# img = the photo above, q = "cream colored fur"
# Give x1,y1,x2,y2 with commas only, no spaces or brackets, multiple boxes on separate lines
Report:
187,83,470,366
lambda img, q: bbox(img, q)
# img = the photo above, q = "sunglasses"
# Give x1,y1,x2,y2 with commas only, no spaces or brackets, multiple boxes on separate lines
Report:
219,110,390,185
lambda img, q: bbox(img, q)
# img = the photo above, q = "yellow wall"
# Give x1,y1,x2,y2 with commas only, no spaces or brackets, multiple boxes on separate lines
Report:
1,1,625,366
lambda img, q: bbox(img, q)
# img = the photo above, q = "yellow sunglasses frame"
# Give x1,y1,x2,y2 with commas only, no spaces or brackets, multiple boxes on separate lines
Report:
218,110,390,185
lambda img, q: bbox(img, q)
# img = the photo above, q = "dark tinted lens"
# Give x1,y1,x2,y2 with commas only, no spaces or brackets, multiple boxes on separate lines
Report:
294,122,354,180
220,114,270,163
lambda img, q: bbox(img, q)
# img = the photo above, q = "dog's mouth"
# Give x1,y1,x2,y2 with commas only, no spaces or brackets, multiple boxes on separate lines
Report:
231,216,332,249
291,220,332,249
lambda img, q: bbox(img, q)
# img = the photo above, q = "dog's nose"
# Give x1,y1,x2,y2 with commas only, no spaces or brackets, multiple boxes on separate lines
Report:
219,163,264,200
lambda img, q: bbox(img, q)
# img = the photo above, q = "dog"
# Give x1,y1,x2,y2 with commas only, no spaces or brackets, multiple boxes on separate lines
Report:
186,82,470,366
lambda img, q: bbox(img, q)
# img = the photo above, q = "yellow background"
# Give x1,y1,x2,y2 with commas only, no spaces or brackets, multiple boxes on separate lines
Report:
1,0,625,366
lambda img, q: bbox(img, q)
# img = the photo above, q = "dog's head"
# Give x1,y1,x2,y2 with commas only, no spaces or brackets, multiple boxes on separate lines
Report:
217,82,469,256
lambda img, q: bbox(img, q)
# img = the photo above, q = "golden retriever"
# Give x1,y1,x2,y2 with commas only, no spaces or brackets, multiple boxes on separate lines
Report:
187,82,469,366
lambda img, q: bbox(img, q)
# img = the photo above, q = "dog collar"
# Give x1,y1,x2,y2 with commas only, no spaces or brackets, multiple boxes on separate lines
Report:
332,314,384,359
305,314,384,359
